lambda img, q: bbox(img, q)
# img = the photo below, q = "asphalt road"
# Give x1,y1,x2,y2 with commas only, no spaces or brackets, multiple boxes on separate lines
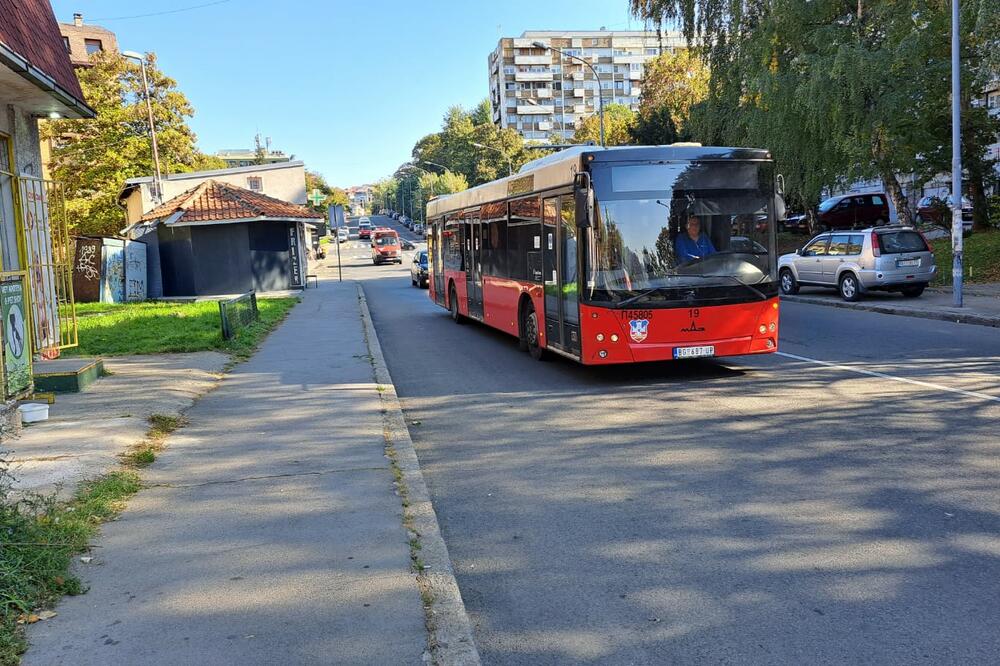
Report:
335,215,1000,665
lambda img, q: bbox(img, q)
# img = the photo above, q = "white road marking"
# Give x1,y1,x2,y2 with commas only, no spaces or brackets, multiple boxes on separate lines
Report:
776,351,1000,404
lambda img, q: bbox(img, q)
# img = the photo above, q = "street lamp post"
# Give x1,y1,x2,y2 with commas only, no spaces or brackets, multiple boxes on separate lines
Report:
470,142,513,177
122,50,163,202
534,41,604,148
950,0,963,308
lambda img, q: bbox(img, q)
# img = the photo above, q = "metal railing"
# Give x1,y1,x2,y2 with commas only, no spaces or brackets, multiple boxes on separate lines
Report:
16,176,78,356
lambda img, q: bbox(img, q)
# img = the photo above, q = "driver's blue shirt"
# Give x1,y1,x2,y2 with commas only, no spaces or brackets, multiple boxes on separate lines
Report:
675,233,717,262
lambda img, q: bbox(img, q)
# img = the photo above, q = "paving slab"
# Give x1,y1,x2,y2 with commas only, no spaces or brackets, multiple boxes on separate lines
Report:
23,281,428,666
8,352,227,495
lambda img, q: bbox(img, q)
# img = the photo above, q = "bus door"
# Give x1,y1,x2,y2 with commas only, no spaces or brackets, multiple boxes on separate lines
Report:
542,195,581,356
432,222,445,306
465,213,484,319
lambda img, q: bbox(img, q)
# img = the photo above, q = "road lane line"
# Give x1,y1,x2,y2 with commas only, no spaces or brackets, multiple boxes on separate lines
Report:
775,351,1000,403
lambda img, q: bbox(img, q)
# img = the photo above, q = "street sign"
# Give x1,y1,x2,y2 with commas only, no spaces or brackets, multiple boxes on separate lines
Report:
329,206,343,282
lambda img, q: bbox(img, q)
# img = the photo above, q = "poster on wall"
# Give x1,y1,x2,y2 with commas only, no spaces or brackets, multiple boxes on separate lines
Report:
17,177,60,353
100,238,125,303
1,278,31,397
288,224,303,288
72,237,103,302
124,240,147,302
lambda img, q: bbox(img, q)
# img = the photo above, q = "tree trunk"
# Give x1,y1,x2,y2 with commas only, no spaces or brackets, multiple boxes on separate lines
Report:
966,163,989,232
881,169,911,226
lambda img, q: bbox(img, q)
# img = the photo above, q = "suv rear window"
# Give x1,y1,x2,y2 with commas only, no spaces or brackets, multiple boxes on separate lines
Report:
878,231,927,254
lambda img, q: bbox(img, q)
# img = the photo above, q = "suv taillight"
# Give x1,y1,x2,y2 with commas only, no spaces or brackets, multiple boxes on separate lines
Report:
871,231,880,257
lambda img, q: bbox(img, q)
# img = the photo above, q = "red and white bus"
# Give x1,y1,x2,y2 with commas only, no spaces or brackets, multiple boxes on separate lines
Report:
426,145,782,364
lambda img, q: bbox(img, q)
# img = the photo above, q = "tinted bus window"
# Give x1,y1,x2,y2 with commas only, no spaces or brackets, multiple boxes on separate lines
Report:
482,202,507,277
509,196,541,282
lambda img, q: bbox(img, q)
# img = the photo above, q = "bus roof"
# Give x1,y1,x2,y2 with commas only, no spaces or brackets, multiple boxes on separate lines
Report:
426,145,771,218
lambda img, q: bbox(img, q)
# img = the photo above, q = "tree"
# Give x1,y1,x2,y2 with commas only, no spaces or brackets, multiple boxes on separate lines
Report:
631,104,679,145
630,0,1000,228
573,103,637,146
42,51,222,235
638,48,709,132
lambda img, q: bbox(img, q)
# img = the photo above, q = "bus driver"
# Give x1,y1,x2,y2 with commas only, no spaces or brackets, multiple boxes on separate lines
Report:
675,214,717,263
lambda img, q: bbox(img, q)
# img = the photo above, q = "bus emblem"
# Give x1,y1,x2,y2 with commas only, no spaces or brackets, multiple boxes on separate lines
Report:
629,319,649,342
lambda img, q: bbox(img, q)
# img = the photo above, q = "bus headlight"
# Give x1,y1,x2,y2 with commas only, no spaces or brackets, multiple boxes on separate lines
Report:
759,325,767,334
769,322,776,332
596,333,605,342
610,334,619,343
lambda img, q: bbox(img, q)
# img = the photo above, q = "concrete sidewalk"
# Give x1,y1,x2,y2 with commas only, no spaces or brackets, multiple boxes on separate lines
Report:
23,281,444,665
782,283,1000,327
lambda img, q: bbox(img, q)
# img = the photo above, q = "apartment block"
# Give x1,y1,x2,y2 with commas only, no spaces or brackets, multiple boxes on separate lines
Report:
488,30,685,141
59,13,118,66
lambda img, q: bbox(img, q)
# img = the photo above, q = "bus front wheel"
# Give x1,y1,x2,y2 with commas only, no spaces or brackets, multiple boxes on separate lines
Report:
521,302,547,361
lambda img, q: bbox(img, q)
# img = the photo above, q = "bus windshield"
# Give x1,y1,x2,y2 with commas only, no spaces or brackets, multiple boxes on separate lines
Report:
588,160,776,305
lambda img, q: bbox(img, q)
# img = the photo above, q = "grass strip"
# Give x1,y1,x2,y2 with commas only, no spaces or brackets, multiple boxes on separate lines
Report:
0,471,141,664
69,297,298,357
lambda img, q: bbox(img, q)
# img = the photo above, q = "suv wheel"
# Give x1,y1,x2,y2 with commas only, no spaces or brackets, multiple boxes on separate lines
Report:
779,268,799,295
838,273,861,302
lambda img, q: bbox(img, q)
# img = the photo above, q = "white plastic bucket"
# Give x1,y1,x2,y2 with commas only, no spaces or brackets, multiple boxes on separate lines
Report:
19,403,49,423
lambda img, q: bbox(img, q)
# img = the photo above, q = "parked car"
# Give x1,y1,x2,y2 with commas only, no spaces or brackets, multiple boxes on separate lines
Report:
780,212,810,233
413,222,425,234
778,226,935,302
816,193,891,230
915,195,973,233
401,239,416,251
410,250,429,288
337,227,349,243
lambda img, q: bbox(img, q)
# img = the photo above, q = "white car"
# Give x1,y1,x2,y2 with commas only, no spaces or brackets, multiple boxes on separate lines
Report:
337,228,349,243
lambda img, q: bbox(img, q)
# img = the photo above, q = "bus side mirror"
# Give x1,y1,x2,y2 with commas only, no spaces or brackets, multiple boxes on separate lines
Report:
574,172,593,228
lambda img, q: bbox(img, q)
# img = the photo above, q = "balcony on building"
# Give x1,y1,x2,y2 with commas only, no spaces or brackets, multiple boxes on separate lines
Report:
536,88,553,98
514,54,552,65
613,54,649,64
515,71,553,82
516,104,554,115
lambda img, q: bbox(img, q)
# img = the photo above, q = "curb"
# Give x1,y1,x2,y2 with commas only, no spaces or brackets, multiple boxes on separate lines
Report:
781,294,1000,328
355,283,481,666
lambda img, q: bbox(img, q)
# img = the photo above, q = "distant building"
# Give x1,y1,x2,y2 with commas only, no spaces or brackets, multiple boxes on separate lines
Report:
347,185,373,213
488,30,685,141
215,148,292,169
58,12,118,67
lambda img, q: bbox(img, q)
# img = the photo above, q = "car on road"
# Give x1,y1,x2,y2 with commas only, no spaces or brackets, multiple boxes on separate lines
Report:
358,219,373,240
779,226,935,301
915,195,974,233
336,227,349,243
816,192,891,230
371,228,402,264
410,250,428,288
413,222,425,234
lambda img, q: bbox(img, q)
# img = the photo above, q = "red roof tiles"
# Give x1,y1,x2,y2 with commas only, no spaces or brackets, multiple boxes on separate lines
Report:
141,180,323,224
0,0,86,102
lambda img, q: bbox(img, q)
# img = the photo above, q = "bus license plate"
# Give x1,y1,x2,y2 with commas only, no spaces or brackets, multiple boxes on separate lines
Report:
897,258,919,267
674,345,715,359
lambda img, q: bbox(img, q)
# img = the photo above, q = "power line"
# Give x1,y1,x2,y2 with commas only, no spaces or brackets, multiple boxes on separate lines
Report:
92,0,231,22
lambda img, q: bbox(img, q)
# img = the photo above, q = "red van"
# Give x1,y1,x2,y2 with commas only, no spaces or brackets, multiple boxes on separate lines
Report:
371,228,401,265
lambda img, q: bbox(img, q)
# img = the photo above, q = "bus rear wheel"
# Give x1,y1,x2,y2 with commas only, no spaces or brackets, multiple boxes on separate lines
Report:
449,285,464,324
521,302,547,361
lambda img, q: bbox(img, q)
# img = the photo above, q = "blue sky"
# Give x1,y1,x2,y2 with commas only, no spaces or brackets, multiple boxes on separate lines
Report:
52,0,646,187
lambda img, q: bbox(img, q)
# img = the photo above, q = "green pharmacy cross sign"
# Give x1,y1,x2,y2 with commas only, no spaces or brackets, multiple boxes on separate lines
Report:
308,189,327,207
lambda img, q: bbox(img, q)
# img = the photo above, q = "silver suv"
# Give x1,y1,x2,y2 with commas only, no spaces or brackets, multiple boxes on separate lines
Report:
778,227,936,301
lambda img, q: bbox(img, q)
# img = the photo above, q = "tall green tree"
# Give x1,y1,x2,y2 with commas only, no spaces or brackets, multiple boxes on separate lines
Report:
573,103,637,146
638,48,709,132
631,0,1000,227
631,104,679,145
42,51,223,235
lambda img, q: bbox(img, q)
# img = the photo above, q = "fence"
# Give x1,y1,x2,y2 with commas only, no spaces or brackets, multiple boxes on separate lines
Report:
218,291,259,340
16,176,77,356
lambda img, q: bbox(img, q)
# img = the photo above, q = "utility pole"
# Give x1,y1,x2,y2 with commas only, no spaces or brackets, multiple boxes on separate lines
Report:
951,0,963,307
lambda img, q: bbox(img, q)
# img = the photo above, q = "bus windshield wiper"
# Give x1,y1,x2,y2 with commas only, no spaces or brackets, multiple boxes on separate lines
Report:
615,285,677,308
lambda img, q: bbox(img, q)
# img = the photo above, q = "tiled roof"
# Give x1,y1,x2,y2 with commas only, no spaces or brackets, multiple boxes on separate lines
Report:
141,180,323,224
0,0,86,102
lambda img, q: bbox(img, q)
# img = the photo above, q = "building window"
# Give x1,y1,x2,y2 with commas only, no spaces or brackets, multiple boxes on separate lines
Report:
63,36,71,53
84,39,103,55
247,177,263,192
645,48,659,55
988,92,1000,109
